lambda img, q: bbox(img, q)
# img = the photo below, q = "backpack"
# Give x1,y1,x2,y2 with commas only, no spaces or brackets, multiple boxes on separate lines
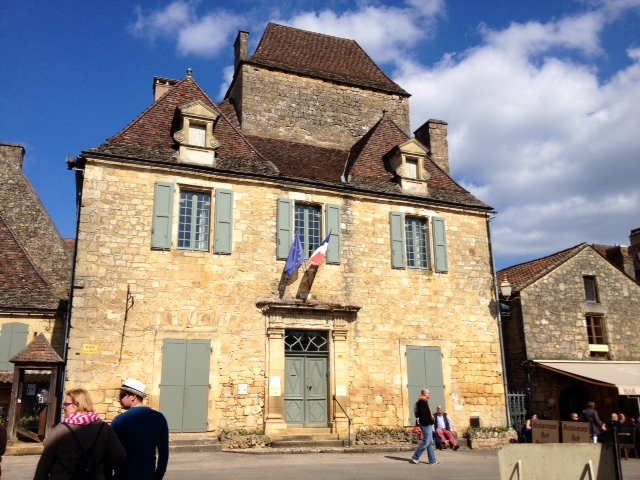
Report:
414,401,419,425
58,422,105,480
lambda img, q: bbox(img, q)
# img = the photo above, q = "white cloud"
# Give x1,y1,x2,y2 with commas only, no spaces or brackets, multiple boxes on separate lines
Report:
394,9,640,266
131,1,243,58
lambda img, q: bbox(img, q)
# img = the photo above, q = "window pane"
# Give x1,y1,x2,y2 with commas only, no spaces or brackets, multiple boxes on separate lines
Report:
295,205,321,258
189,124,206,147
586,315,606,344
405,217,428,269
583,276,598,302
179,192,210,251
405,159,418,179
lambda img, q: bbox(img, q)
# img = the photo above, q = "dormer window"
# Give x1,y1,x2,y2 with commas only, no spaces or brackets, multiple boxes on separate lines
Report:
173,100,220,167
385,139,430,195
405,158,418,179
189,124,206,147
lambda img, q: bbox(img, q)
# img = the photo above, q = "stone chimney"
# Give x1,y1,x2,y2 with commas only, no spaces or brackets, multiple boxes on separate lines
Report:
153,77,179,102
0,142,25,170
234,30,249,71
414,119,449,175
630,228,640,247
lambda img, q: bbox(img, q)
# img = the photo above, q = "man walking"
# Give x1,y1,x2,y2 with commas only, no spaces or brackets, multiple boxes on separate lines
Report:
410,388,438,465
111,378,169,479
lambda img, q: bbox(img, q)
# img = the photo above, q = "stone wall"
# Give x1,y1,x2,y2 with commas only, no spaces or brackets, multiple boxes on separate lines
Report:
521,248,640,361
66,158,506,432
229,65,410,149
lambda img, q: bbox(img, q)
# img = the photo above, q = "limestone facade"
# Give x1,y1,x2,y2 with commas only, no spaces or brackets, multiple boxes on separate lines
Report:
66,159,505,432
228,65,410,149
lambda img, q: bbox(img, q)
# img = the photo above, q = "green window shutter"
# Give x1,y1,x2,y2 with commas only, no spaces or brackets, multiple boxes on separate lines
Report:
390,212,406,269
152,182,174,250
213,189,233,254
277,199,294,260
432,216,448,273
0,323,29,371
325,204,341,265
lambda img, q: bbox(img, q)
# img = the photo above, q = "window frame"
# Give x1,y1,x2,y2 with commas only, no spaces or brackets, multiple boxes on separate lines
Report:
390,212,448,272
586,314,609,358
177,189,212,252
583,276,599,303
404,216,430,270
294,203,322,260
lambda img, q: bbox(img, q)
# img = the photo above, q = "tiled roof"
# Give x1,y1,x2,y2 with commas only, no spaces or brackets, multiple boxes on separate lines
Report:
10,333,63,365
83,74,490,211
0,144,72,311
497,243,589,291
248,23,408,95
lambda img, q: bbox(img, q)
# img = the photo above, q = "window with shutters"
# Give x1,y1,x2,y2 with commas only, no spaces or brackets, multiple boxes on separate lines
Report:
151,182,233,254
390,212,448,273
0,322,29,371
276,199,341,265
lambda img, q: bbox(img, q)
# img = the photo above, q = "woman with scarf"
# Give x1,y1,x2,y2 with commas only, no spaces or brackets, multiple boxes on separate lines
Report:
34,388,126,479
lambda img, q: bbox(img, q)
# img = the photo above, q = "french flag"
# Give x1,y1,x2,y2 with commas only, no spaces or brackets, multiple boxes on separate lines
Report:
309,235,331,266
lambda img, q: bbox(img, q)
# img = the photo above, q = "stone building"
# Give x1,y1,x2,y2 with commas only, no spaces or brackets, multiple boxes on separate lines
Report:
498,242,640,424
0,142,72,435
65,24,506,437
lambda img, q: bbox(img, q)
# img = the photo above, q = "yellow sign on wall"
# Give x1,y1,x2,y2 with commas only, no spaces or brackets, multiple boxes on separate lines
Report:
82,344,99,354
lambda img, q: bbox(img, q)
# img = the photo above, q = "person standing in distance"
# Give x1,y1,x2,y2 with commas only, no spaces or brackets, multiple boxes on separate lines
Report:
410,388,438,465
111,378,169,480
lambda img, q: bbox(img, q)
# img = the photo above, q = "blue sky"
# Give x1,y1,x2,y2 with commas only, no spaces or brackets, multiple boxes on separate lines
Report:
2,0,639,270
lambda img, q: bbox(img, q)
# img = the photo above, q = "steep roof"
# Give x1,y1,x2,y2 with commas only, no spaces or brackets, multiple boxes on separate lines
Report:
497,244,589,291
83,72,490,211
247,23,408,95
0,143,72,312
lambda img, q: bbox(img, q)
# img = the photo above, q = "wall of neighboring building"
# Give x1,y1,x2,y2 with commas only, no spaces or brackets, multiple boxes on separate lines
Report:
520,248,640,361
66,159,506,431
228,65,410,149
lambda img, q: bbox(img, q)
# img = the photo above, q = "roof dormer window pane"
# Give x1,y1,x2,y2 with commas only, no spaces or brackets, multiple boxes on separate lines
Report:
189,124,206,147
405,159,418,179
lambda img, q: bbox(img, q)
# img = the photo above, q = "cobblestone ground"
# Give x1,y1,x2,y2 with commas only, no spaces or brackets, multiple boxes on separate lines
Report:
4,449,640,479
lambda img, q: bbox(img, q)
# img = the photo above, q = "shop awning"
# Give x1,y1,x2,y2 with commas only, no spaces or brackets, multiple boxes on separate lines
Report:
534,360,640,396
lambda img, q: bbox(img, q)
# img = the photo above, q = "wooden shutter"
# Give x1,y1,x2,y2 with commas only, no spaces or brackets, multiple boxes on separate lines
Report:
151,182,174,250
0,323,29,371
213,189,233,254
390,212,406,268
276,199,293,260
325,204,341,265
432,216,448,273
406,346,445,424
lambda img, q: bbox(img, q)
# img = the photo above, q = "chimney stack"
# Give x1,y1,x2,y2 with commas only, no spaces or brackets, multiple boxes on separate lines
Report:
153,77,179,102
0,142,25,170
234,30,249,71
630,228,640,247
414,119,449,174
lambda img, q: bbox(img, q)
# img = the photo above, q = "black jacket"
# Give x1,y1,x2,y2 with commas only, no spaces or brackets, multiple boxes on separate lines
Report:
416,398,434,426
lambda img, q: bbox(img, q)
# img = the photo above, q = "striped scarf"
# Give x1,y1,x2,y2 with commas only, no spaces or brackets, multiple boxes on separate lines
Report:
62,412,101,425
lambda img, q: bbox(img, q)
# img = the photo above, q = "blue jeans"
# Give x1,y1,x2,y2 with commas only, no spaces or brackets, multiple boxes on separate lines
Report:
412,424,436,464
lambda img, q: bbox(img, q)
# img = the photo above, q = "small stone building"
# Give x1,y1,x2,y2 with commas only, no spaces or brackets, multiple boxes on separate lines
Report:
66,24,506,436
498,242,640,424
0,142,72,435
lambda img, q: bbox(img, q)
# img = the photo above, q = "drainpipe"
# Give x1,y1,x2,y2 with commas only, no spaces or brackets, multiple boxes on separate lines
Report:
487,214,511,427
60,156,85,415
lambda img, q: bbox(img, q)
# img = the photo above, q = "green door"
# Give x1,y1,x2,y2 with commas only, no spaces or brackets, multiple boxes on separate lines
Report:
407,346,445,423
160,339,211,432
284,356,327,427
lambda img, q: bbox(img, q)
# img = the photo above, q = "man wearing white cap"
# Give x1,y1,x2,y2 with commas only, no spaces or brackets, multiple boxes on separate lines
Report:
111,378,169,479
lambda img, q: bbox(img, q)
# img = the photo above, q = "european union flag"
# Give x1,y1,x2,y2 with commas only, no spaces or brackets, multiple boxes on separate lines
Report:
284,234,306,277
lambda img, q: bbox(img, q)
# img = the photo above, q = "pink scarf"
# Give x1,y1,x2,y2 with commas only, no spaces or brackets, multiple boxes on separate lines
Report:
62,412,101,425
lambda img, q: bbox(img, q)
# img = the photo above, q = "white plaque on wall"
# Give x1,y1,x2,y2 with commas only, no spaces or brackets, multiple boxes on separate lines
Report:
238,384,248,395
336,385,347,396
269,376,281,396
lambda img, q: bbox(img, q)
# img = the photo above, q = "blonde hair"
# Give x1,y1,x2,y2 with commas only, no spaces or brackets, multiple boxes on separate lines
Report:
66,388,95,413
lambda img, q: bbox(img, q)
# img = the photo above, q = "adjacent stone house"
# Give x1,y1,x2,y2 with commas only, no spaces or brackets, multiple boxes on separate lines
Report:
498,240,640,425
66,24,506,436
0,142,72,436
